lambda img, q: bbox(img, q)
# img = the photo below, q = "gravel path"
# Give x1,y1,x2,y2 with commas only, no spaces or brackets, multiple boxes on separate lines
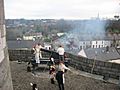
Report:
10,61,119,90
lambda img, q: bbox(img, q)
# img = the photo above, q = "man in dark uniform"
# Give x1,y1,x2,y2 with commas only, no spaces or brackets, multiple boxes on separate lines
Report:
56,71,64,90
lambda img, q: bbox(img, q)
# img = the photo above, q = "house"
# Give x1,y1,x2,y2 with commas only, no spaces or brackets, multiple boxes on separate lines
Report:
78,41,91,49
75,40,111,50
78,47,120,62
16,37,22,40
44,43,52,50
23,32,42,40
57,33,64,37
91,40,111,48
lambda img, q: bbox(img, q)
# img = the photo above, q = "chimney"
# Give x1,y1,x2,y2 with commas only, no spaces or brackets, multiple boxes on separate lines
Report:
0,0,13,90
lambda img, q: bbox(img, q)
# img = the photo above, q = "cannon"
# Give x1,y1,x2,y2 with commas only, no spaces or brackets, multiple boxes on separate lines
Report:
27,49,70,72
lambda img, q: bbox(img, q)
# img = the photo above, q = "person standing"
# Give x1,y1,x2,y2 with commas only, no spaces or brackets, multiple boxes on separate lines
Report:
56,61,70,90
49,65,56,84
57,45,65,62
56,71,64,90
33,43,43,65
37,43,43,59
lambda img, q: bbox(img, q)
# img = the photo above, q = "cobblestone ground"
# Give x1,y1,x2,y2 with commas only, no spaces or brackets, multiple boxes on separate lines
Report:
10,61,119,90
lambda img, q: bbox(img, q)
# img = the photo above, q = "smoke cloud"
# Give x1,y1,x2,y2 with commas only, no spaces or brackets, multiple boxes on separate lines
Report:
57,19,108,50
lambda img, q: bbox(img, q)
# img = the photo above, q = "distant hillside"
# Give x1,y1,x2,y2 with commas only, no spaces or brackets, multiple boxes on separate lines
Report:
5,19,120,41
106,19,120,34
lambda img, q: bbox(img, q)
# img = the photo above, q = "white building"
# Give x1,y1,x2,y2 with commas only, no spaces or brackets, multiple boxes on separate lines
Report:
44,43,52,50
57,33,64,37
91,40,111,48
23,33,42,40
79,41,91,49
79,40,111,49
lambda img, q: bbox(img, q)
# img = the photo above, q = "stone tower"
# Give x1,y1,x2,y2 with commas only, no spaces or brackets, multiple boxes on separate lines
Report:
0,0,13,90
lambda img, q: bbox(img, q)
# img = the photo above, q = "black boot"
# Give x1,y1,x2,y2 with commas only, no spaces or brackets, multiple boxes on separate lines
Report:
51,78,55,84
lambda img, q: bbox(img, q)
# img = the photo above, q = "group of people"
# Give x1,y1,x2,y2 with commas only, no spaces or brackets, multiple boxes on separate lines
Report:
32,44,70,90
49,45,71,90
49,60,70,90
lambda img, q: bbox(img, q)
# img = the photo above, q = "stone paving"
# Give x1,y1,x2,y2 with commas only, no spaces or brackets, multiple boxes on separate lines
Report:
10,61,119,90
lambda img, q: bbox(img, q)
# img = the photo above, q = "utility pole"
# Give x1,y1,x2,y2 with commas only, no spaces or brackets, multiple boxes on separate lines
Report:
91,51,97,74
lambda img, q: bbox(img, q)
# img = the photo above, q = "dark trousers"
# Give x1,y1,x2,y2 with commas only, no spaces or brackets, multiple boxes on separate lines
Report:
58,83,64,90
56,71,64,90
59,55,64,61
32,84,37,90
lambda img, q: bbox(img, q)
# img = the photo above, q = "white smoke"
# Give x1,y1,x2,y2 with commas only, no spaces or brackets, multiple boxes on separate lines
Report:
57,19,108,50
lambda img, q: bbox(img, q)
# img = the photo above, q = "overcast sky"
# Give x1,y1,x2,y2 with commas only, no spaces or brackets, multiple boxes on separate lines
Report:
4,0,120,19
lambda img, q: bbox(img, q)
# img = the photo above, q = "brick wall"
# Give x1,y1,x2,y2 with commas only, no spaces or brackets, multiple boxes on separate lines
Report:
0,0,13,90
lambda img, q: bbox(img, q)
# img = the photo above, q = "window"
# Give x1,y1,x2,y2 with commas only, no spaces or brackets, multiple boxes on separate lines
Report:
102,41,103,44
96,41,97,44
99,45,100,48
80,46,82,49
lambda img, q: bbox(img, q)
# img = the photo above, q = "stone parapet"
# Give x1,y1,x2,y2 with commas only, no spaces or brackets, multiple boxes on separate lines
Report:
66,53,120,79
8,49,120,80
8,48,50,62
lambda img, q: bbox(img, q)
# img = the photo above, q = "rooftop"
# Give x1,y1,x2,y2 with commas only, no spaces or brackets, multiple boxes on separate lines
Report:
7,40,44,49
78,47,120,61
10,61,119,90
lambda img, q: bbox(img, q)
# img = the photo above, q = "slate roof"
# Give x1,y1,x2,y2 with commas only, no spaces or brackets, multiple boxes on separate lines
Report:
82,47,120,61
7,40,43,49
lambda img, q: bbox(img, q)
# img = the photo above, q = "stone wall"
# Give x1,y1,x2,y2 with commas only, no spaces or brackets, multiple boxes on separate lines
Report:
8,49,120,79
0,0,13,90
8,49,50,62
66,53,120,79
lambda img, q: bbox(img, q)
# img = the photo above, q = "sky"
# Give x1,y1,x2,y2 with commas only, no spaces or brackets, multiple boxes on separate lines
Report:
4,0,120,19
